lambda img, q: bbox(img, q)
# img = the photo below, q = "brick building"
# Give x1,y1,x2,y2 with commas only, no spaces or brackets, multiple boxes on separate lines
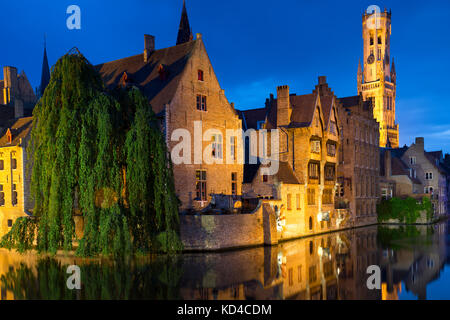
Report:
336,95,380,227
97,2,243,212
0,66,36,124
240,76,342,235
0,117,33,237
379,138,448,218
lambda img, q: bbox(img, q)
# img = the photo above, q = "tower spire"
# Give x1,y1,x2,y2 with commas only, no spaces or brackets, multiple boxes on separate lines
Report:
391,58,396,83
357,59,363,94
39,35,50,98
176,0,193,45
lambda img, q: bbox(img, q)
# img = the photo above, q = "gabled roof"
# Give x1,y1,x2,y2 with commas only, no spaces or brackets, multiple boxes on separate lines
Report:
339,95,360,109
244,161,302,185
265,93,319,129
96,40,197,114
425,151,446,174
0,117,33,147
389,150,422,184
238,107,267,130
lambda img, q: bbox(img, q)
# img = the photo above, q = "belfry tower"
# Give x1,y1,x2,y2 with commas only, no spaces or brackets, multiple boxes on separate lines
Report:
358,8,399,148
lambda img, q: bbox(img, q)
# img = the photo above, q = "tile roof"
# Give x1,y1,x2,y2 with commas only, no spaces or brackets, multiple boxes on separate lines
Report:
391,155,422,184
339,95,360,109
0,117,33,147
265,93,318,129
425,151,446,174
238,108,267,130
0,105,15,127
244,161,302,185
96,40,197,114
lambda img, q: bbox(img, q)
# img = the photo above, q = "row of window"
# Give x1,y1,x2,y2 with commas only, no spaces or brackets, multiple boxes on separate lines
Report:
369,36,383,46
195,170,238,201
0,184,18,207
0,159,17,170
306,188,333,206
286,193,301,211
310,140,337,157
308,162,336,181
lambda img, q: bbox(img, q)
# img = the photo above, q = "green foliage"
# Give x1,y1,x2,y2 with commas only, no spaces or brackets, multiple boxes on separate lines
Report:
377,196,434,224
0,217,36,253
124,90,182,253
1,50,182,256
377,225,421,249
0,256,183,300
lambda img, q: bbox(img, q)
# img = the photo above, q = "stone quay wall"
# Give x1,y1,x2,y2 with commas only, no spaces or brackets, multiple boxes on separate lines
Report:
180,202,277,251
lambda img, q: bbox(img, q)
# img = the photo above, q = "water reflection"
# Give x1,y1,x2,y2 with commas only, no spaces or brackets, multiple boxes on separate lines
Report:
0,221,448,300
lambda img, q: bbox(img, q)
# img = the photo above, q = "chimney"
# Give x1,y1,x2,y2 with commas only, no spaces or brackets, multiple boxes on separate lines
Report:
385,149,392,177
3,66,18,105
318,76,327,85
14,99,24,118
276,85,291,127
415,137,424,152
144,34,155,63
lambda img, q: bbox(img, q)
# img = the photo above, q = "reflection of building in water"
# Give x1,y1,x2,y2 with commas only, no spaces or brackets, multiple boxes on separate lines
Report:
380,223,447,300
336,228,381,300
382,282,401,300
179,226,383,300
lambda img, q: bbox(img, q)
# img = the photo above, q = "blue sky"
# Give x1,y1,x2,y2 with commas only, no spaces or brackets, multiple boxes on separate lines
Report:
1,0,450,153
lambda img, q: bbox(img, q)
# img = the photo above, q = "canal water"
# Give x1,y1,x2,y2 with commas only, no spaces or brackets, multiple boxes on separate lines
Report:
0,221,448,300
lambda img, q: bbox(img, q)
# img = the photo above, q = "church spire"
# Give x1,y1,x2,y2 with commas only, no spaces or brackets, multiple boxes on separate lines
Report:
176,0,193,45
39,35,50,98
357,59,363,94
391,58,396,83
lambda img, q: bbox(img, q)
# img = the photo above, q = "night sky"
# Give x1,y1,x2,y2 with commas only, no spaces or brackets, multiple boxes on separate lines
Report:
1,0,449,153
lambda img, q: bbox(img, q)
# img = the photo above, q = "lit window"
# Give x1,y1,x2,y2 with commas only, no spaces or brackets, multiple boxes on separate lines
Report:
308,162,320,180
288,268,293,286
12,184,17,206
322,189,333,204
211,134,223,159
326,143,336,157
287,194,292,210
310,140,321,154
325,164,335,181
0,185,4,206
230,136,236,161
196,170,207,201
231,172,237,196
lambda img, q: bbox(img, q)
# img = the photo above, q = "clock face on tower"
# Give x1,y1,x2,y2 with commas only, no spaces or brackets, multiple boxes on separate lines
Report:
367,54,375,64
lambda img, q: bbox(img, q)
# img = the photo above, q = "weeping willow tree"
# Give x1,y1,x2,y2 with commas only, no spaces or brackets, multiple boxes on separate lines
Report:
1,49,182,256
